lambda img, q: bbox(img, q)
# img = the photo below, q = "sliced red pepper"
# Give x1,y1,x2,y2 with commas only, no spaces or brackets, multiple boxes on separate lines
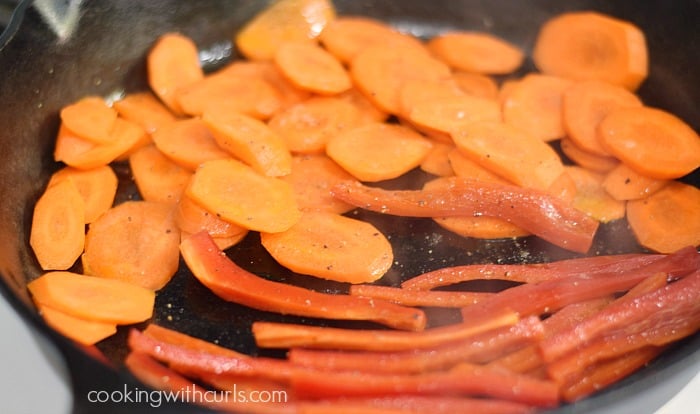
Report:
252,307,519,351
287,316,543,374
180,231,426,331
331,178,599,253
290,363,560,408
401,253,664,291
350,283,494,307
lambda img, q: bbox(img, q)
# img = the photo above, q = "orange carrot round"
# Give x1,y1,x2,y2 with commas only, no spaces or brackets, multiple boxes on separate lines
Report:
48,165,117,224
59,96,118,144
129,144,192,205
113,92,177,135
533,11,648,90
564,165,626,223
427,31,524,75
274,42,352,95
152,118,231,171
559,138,619,173
601,163,668,201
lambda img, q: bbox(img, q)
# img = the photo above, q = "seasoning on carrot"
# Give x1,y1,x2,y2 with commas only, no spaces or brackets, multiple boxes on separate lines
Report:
532,11,648,90
30,179,85,270
601,163,668,201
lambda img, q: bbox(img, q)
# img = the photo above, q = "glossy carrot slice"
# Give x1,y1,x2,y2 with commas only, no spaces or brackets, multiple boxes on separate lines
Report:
151,118,231,171
601,163,668,201
47,165,117,224
274,42,351,95
559,138,619,173
113,92,177,134
59,96,118,144
419,141,455,177
37,303,117,345
427,31,524,75
331,178,599,253
180,231,426,331
129,144,192,204
452,71,500,100
564,165,625,223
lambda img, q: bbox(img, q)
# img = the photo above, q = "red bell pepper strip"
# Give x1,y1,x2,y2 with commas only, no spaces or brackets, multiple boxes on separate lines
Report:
349,283,494,307
180,231,426,331
331,178,599,253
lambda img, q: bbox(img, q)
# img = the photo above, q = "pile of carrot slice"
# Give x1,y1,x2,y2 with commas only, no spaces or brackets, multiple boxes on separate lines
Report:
26,0,699,410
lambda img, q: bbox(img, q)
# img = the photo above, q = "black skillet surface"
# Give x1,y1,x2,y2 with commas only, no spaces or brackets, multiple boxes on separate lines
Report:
0,1,698,413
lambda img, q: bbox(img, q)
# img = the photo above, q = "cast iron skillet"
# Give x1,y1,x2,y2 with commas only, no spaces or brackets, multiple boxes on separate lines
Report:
0,1,698,413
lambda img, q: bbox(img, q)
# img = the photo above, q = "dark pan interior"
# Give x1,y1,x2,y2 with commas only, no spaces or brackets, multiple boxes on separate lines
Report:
0,1,698,413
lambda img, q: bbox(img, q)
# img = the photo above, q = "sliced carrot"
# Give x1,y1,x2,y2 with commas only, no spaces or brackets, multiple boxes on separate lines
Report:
267,96,363,154
176,68,282,119
626,181,700,253
452,72,500,101
349,284,493,308
222,60,311,111
502,74,574,142
234,0,336,61
54,119,147,170
326,122,433,182
407,94,502,137
59,96,117,144
562,80,643,156
350,44,452,115
253,308,517,351
559,138,619,173
597,106,700,179
147,33,204,114
28,271,155,324
151,118,230,171
299,396,534,414
427,31,524,75
319,16,426,64
420,141,455,177
180,231,426,331
452,121,565,191
447,149,511,184
564,166,625,223
260,211,393,284
533,11,648,90
274,41,351,95
202,109,292,177
601,163,668,201
186,158,301,233
47,165,117,223
129,144,192,204
82,201,181,290
279,154,356,214
175,193,248,239
331,178,599,253
112,92,177,135
424,177,530,239
398,78,465,119
30,179,85,270
337,88,390,123
37,303,117,345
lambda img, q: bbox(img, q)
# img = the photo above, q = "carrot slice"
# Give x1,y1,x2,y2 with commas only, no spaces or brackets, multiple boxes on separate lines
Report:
47,165,117,224
424,176,530,239
326,122,433,182
502,74,574,142
349,284,493,308
447,149,510,184
175,193,248,240
407,94,502,136
452,121,565,191
186,158,301,233
234,0,336,61
202,109,292,177
82,201,181,290
29,179,85,270
597,106,700,179
398,79,465,119
350,44,451,115
253,308,517,351
147,33,204,114
28,271,155,324
176,68,282,120
564,166,625,223
601,163,668,201
267,96,363,154
37,303,117,345
129,144,192,204
112,92,177,134
427,31,524,75
279,154,355,214
337,88,390,123
562,80,643,156
452,72,500,101
626,181,700,253
533,11,648,90
319,16,426,64
274,42,351,95
420,141,455,177
59,96,118,144
54,119,147,170
559,138,619,173
180,231,426,331
260,211,393,284
152,118,231,171
331,178,599,253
